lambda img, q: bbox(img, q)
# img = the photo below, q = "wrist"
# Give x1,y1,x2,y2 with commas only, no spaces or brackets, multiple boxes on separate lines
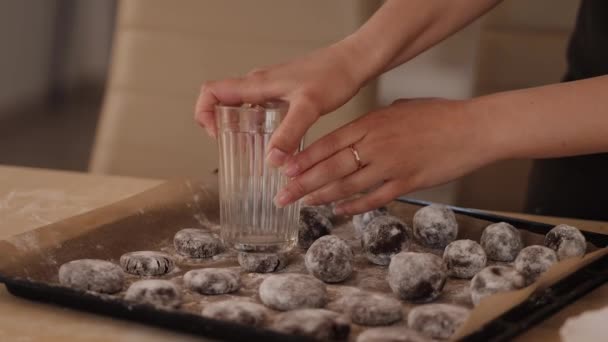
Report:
336,31,389,87
463,95,515,164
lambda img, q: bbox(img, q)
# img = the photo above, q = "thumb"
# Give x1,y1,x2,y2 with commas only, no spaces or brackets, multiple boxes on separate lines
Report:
266,97,319,167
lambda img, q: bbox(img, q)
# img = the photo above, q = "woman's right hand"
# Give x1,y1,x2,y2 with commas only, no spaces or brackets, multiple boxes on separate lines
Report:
194,38,368,167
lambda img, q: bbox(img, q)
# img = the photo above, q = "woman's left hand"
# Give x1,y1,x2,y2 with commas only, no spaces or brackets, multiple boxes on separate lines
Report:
274,98,499,215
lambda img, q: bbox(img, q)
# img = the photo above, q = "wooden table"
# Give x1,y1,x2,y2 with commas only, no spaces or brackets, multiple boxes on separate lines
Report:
0,165,606,341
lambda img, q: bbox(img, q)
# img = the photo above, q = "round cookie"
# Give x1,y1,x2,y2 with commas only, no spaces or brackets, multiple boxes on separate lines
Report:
362,215,409,266
443,239,487,279
298,207,332,249
58,259,124,294
173,228,222,258
407,303,470,340
480,222,523,262
305,235,353,283
271,309,350,341
237,252,288,273
201,300,270,327
545,224,587,260
412,204,458,249
353,207,389,236
357,327,429,342
387,252,447,302
470,265,526,306
259,274,327,311
120,251,174,276
304,204,335,221
124,279,181,308
336,291,403,326
183,268,240,295
514,245,558,284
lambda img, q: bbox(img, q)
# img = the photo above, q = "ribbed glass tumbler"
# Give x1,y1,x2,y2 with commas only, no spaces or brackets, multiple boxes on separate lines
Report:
216,101,301,253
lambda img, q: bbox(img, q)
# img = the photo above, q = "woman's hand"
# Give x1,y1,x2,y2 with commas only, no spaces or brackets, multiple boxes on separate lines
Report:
274,98,498,215
194,0,502,168
194,39,368,167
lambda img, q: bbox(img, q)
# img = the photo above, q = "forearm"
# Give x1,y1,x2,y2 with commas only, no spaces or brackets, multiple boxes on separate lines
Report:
472,76,608,161
342,0,502,84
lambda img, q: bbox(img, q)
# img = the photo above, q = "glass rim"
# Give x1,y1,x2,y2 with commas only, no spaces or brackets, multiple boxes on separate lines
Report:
215,100,289,112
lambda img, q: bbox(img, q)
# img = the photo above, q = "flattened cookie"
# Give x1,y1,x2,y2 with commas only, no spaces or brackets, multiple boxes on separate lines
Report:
125,279,181,308
272,309,350,341
183,268,240,295
58,259,124,294
120,251,174,276
336,291,402,326
259,274,327,311
201,300,270,327
407,303,470,339
174,228,222,258
237,252,288,273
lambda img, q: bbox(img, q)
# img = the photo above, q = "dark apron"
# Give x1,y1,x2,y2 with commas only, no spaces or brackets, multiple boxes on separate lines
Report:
525,0,608,220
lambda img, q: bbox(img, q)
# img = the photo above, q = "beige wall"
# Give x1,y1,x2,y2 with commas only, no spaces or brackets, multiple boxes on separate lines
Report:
62,0,115,88
0,0,57,117
0,0,115,118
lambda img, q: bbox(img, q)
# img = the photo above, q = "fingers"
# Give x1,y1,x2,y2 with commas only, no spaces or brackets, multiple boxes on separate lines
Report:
194,83,220,138
303,164,382,206
194,73,279,138
273,147,361,207
280,119,367,177
266,96,320,167
334,180,408,216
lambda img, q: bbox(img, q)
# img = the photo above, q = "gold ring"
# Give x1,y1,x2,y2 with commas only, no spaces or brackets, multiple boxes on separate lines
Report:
349,144,363,170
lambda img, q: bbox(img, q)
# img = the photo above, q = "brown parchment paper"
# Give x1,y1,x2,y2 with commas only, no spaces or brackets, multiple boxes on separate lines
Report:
0,177,606,341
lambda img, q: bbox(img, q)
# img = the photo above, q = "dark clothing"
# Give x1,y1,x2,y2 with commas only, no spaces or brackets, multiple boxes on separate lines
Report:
564,0,608,81
525,0,608,220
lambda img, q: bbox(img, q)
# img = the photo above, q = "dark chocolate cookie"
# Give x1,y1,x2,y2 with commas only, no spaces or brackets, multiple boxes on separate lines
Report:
480,222,523,262
120,251,174,276
362,215,409,266
58,259,124,294
544,224,586,260
305,235,353,283
387,252,447,302
298,207,332,249
413,204,458,249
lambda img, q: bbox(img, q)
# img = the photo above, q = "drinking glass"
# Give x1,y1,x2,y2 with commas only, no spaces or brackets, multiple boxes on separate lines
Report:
216,101,301,253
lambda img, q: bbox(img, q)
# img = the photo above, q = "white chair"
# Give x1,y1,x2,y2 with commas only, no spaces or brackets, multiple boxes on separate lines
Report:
90,0,379,178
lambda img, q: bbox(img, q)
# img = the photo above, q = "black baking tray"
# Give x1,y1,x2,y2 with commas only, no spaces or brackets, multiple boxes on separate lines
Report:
1,197,606,342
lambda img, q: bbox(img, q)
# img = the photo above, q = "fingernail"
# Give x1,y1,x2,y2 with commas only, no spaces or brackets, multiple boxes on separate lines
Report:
282,163,300,177
273,190,292,208
207,129,217,139
333,206,345,216
267,148,288,167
